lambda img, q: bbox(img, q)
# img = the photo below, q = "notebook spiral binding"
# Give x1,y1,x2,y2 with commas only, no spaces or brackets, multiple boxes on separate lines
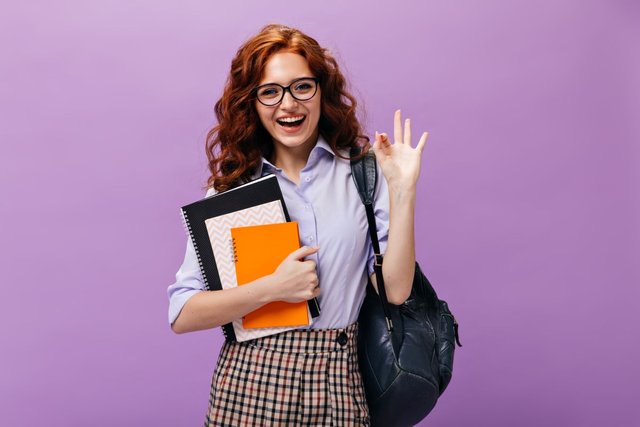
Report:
180,208,210,290
231,237,238,264
179,208,234,342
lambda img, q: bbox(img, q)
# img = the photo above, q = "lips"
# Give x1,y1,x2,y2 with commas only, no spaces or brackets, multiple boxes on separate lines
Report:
276,115,306,127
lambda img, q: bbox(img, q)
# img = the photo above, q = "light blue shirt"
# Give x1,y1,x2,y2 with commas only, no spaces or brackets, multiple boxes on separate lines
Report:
167,134,390,329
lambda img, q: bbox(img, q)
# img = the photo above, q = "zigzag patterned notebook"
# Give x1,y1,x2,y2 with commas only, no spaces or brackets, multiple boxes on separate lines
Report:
180,174,320,342
204,203,312,340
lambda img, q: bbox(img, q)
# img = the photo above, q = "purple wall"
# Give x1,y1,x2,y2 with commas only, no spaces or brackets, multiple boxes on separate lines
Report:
2,1,638,426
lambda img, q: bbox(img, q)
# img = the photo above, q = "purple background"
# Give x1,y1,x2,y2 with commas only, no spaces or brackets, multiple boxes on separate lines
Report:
1,1,638,426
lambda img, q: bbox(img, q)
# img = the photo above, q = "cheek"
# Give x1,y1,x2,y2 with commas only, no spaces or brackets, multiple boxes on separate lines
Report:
310,99,322,122
254,104,271,126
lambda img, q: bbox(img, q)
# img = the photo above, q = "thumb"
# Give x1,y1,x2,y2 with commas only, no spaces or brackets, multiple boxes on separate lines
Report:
373,131,381,153
288,245,320,261
373,131,387,158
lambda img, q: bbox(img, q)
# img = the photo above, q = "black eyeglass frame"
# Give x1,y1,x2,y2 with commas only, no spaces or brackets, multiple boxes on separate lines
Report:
253,77,320,106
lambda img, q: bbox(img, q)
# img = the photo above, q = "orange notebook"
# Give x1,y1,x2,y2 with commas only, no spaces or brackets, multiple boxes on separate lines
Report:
230,222,311,329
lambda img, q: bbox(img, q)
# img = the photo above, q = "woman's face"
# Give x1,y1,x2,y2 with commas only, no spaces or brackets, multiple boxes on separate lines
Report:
255,51,321,156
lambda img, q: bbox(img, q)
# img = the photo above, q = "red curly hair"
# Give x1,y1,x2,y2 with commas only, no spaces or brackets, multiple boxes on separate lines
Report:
205,24,370,192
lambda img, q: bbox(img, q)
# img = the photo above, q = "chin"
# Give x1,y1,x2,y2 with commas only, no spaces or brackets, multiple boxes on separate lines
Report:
276,134,314,147
270,122,318,150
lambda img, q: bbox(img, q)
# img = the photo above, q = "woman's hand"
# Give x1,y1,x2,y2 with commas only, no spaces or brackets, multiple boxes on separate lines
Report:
268,246,321,303
373,109,428,191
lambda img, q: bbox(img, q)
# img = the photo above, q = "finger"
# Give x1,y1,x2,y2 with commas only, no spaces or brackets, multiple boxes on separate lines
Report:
313,285,321,297
394,109,402,144
417,131,429,152
380,133,391,149
373,131,381,152
289,245,320,261
375,132,390,156
404,118,411,146
372,134,386,162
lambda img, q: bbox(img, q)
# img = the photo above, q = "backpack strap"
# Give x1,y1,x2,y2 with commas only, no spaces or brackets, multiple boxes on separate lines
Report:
349,147,394,331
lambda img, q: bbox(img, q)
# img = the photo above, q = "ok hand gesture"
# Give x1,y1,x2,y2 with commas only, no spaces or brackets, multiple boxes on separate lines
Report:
372,109,428,191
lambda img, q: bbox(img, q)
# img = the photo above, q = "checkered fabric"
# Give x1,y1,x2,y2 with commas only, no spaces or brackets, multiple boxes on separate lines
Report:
204,322,370,426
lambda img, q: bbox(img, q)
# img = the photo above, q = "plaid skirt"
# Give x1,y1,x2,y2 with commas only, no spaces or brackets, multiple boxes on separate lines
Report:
204,322,370,426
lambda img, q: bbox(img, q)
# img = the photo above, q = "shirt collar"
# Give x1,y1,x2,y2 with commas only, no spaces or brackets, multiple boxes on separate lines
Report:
313,134,335,158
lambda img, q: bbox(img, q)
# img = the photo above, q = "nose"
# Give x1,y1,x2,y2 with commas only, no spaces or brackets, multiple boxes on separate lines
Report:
280,89,298,110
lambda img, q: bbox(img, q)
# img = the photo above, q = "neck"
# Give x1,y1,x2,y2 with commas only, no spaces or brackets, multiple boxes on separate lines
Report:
270,129,320,176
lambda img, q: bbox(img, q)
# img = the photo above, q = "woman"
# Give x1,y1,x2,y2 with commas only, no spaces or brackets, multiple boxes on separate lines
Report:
168,24,428,426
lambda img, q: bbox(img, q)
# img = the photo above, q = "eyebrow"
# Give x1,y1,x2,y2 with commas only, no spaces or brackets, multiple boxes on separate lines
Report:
257,76,316,87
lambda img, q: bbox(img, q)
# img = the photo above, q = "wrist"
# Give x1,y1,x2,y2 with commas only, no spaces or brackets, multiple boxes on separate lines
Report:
388,182,417,205
387,179,417,194
258,273,280,304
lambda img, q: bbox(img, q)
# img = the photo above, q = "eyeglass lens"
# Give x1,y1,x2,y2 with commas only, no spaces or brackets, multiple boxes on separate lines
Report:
257,78,317,105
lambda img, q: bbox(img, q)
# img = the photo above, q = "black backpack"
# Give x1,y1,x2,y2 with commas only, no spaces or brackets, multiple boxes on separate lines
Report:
350,147,462,427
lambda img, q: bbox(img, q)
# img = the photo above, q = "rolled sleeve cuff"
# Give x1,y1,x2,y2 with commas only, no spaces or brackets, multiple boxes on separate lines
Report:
168,285,201,325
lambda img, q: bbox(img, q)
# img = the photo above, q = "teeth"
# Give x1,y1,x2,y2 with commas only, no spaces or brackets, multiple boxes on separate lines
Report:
278,115,305,123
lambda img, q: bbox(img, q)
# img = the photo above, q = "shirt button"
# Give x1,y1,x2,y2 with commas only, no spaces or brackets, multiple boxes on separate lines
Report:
336,332,348,347
304,176,311,182
308,236,314,241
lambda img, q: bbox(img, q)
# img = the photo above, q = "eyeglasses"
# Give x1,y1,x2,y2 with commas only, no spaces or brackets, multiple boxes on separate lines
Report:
254,77,319,106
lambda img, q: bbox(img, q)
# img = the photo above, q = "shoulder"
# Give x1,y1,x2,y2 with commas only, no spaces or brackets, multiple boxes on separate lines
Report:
333,147,354,168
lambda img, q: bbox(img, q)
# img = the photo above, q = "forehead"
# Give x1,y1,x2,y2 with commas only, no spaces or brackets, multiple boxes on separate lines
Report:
259,52,313,85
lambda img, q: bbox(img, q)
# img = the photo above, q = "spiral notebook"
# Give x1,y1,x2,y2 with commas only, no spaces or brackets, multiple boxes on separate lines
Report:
180,174,320,342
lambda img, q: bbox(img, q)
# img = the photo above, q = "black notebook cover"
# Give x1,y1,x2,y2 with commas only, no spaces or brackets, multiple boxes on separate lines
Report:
180,174,321,342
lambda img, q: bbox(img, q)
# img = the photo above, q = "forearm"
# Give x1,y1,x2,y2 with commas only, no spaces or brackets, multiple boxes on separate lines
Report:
381,182,416,304
171,275,275,334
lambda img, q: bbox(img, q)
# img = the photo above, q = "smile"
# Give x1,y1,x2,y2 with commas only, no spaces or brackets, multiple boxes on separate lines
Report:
276,115,306,127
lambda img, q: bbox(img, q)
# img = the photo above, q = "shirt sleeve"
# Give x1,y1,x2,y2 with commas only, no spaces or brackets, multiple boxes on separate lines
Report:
167,186,217,325
366,163,390,276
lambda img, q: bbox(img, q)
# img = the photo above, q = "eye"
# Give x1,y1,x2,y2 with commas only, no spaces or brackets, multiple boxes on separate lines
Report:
294,82,313,92
258,86,280,98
